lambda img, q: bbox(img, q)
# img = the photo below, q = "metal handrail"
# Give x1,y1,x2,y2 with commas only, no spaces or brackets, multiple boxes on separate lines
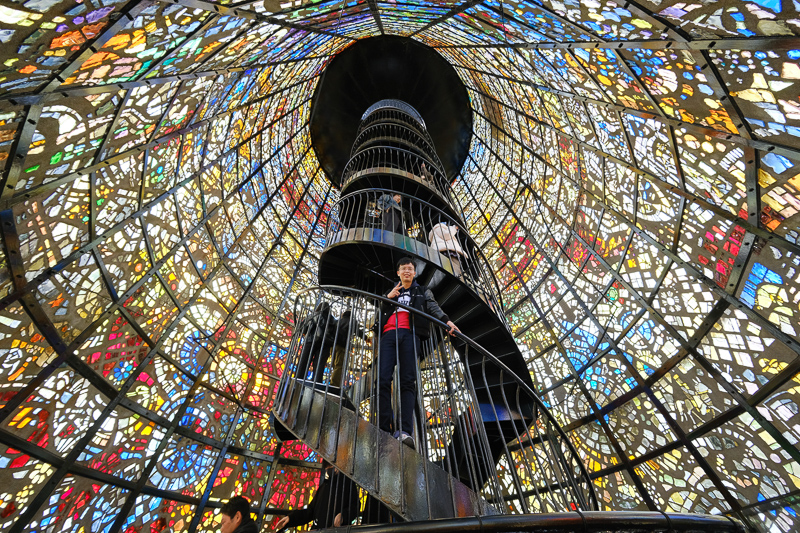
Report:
276,285,598,517
324,187,506,318
362,99,427,128
344,512,745,533
342,145,451,196
352,122,445,173
341,164,458,216
344,144,446,181
358,114,430,146
360,105,427,133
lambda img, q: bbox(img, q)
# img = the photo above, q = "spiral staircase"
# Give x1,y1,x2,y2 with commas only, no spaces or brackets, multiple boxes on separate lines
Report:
272,100,745,532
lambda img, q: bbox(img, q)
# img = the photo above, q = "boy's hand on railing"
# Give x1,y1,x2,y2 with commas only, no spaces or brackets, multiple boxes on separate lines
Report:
446,320,460,336
275,516,289,530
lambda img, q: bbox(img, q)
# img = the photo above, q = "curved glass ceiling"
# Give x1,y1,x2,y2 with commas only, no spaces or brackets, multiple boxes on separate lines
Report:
0,1,799,532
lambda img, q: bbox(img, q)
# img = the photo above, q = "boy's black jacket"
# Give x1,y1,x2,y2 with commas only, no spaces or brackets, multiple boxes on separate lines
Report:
376,280,450,339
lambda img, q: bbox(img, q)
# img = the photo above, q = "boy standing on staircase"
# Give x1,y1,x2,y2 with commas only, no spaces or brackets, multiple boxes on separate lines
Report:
377,257,460,449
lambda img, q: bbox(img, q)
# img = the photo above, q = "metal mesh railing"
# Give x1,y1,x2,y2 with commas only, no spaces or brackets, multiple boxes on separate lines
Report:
273,286,598,519
361,102,427,130
351,122,444,173
341,147,456,209
325,188,504,320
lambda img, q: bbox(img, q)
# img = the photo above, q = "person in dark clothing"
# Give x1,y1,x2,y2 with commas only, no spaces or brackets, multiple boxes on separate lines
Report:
275,461,361,530
220,496,257,533
295,302,334,383
296,304,367,385
328,309,368,387
376,257,460,449
377,193,404,235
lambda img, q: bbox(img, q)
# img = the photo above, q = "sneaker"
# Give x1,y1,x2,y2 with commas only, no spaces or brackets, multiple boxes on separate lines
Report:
399,432,415,450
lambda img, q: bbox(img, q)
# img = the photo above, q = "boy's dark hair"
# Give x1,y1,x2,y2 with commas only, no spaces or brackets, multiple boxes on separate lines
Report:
396,257,415,270
221,496,252,522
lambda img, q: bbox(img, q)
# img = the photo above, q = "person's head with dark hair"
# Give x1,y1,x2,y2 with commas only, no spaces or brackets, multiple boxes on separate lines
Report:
220,496,255,533
395,256,416,289
396,257,415,271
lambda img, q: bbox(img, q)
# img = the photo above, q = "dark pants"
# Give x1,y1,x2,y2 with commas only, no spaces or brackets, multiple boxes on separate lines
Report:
382,209,403,234
297,339,332,383
378,328,420,435
330,344,351,387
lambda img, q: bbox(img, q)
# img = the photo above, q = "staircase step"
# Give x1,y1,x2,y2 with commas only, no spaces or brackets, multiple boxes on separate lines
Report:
275,383,499,521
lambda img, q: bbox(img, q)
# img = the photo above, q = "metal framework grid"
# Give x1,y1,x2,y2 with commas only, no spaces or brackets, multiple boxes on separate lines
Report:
0,0,799,532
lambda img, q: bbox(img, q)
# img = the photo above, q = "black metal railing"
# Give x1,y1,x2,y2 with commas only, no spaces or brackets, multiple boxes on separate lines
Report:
274,286,598,519
342,512,746,533
341,146,455,208
360,106,427,136
325,188,504,320
362,100,427,128
352,122,443,171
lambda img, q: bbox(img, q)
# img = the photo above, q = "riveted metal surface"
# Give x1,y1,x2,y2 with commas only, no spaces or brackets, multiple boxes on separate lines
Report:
274,383,491,520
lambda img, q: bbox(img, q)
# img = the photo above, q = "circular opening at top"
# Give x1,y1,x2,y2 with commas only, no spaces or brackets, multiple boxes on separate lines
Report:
309,35,472,186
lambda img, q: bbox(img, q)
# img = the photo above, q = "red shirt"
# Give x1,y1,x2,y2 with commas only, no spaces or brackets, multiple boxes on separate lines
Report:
383,286,412,333
382,310,410,333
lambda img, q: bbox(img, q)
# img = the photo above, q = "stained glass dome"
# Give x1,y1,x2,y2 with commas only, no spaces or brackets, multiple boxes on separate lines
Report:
0,0,799,532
